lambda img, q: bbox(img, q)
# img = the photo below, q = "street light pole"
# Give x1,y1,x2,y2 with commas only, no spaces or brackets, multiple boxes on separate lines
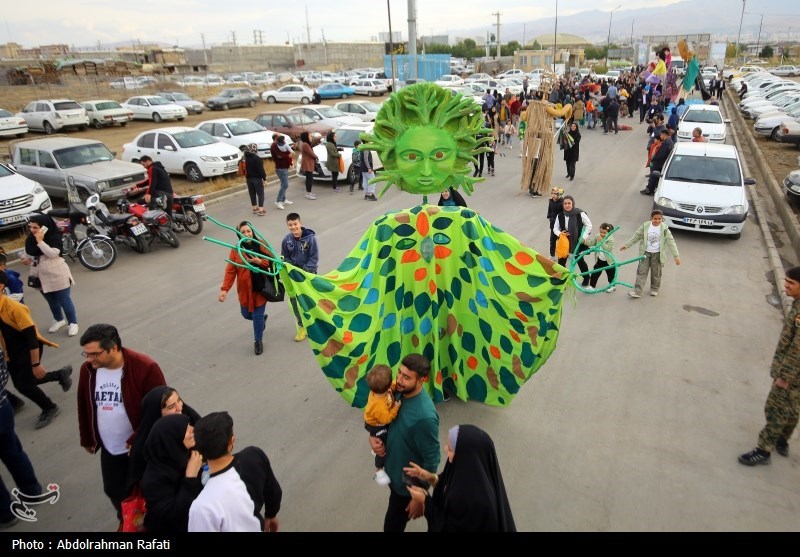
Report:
605,5,621,71
735,0,746,65
387,0,397,93
755,13,764,60
553,0,558,73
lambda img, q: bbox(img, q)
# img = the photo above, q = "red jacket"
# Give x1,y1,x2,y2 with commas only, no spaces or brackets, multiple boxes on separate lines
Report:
77,347,166,452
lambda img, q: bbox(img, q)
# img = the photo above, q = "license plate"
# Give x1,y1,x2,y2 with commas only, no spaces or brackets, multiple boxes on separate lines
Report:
0,215,27,225
130,223,147,235
684,218,714,226
113,117,127,122
192,203,205,212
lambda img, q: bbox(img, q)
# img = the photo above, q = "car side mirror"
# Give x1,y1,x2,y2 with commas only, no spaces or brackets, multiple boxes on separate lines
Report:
223,133,231,138
724,119,731,124
164,145,175,151
744,177,756,185
313,115,321,120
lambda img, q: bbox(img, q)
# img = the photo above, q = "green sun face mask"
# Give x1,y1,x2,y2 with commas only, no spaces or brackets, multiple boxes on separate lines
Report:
395,125,458,194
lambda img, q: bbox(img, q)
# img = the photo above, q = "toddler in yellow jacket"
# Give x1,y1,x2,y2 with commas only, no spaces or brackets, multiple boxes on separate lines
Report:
364,364,401,486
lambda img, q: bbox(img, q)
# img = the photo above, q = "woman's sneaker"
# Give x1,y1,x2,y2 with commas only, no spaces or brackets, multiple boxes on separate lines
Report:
304,192,317,200
374,469,391,486
48,319,67,333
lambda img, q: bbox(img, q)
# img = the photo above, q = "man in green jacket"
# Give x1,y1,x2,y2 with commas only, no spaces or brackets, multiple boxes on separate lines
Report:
739,266,800,465
620,210,681,298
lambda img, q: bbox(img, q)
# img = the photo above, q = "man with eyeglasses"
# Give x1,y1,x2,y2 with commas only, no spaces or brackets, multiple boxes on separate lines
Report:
76,323,165,526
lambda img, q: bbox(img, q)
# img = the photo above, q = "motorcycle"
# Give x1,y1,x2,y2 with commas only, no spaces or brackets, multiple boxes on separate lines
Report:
84,194,150,254
117,196,180,249
171,194,206,235
48,208,118,271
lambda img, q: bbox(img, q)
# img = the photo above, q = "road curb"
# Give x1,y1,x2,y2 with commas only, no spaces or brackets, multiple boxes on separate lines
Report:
725,88,796,317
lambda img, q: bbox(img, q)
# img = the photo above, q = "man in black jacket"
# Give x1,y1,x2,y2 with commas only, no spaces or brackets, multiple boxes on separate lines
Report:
641,128,674,195
139,156,174,219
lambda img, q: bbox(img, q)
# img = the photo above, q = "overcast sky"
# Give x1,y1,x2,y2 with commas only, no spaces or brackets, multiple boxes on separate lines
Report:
2,0,686,49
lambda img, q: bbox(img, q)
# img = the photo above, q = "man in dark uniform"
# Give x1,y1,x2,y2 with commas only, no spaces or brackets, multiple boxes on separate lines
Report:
739,266,800,465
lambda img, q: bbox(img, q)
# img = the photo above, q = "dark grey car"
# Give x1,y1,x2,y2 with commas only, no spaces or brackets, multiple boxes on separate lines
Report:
206,88,260,111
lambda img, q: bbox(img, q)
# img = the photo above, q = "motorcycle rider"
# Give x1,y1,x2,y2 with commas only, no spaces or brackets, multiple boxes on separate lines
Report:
136,156,174,221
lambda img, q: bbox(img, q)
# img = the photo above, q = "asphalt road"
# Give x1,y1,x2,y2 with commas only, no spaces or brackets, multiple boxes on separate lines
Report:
2,106,798,532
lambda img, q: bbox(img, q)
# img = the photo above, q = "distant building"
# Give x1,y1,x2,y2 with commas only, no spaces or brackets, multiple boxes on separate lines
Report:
421,34,449,46
0,42,22,59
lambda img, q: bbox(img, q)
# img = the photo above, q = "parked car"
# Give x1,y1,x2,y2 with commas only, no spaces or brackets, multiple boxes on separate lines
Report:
196,118,292,159
465,73,492,82
225,75,251,86
334,100,382,122
254,111,332,142
726,66,767,81
17,99,89,134
497,69,524,79
770,65,800,77
0,109,28,138
676,104,729,143
121,127,241,183
351,79,388,97
155,92,205,114
296,122,383,185
288,105,361,129
754,105,800,140
261,85,315,105
136,76,158,88
782,156,800,205
81,100,134,129
203,75,226,87
652,142,754,240
122,95,188,122
10,137,145,201
777,120,800,147
350,71,393,91
0,163,51,230
316,82,356,100
177,76,206,87
206,88,260,111
109,77,141,90
435,75,465,87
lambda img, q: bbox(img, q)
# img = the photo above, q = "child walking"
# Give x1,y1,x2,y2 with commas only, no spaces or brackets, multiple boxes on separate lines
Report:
363,364,400,486
486,138,497,176
583,223,617,292
503,121,516,150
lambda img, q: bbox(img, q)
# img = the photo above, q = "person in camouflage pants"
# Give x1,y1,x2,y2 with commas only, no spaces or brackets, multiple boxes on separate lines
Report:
739,265,800,466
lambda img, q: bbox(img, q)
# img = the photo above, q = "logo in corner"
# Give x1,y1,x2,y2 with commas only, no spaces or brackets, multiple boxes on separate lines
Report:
10,483,60,522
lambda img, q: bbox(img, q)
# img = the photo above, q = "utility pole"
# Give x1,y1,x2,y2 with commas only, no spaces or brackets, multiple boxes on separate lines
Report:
387,0,397,93
321,28,328,66
522,23,526,47
553,0,558,72
492,11,501,59
486,31,490,59
201,33,208,80
735,0,746,65
305,5,311,46
230,31,237,45
755,13,764,59
408,0,418,80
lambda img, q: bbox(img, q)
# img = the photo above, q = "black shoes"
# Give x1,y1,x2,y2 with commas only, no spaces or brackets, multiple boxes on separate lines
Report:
365,194,377,201
254,341,264,356
58,365,73,392
35,406,61,430
530,191,542,198
776,438,789,457
640,189,654,196
738,448,771,466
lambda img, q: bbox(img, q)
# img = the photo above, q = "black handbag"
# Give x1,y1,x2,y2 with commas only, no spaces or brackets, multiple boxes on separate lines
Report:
27,276,41,289
261,273,285,303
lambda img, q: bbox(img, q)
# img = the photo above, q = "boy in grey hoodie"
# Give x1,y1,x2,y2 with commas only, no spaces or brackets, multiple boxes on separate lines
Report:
281,213,319,341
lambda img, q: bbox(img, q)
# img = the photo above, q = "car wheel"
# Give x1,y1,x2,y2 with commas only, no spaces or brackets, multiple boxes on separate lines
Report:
267,96,276,104
347,163,358,185
184,162,204,183
729,232,742,240
249,100,256,107
43,121,55,135
367,91,373,97
301,97,310,105
341,93,349,99
121,121,128,127
78,124,88,131
222,104,230,111
92,119,103,129
771,127,780,141
152,112,163,123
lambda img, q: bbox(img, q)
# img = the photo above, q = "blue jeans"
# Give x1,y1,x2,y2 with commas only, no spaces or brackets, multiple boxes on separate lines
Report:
240,305,266,342
0,398,42,522
275,168,290,202
41,287,77,324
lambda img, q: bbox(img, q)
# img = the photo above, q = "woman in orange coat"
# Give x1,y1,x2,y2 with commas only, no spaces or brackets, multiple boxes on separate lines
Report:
217,221,274,355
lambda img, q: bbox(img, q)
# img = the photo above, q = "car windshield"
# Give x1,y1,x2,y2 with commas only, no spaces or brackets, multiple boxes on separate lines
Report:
0,165,14,178
287,113,316,125
683,110,723,124
171,93,191,101
665,155,741,187
53,143,115,168
334,129,363,147
218,91,236,98
228,120,265,135
53,101,82,110
0,109,12,118
147,97,170,105
171,130,219,148
95,102,122,110
361,101,381,112
316,107,347,118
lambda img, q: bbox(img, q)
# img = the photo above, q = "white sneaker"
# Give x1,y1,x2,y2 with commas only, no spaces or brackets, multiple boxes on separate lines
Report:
650,291,658,297
48,319,67,333
305,193,317,200
628,292,641,298
67,323,79,337
374,469,391,486
283,199,294,205
275,201,284,210
584,286,595,292
606,286,616,293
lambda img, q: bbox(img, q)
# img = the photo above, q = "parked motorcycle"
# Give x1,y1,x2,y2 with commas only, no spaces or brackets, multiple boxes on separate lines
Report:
171,194,206,235
48,208,117,271
84,194,150,254
118,196,180,249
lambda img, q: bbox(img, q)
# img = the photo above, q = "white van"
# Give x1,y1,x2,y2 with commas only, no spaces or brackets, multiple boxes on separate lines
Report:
671,56,686,76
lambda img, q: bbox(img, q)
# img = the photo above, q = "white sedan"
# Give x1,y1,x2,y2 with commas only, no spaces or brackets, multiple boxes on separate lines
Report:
121,127,241,183
0,163,51,230
261,85,315,105
196,118,293,159
296,122,383,185
0,108,28,138
351,79,388,97
770,65,800,77
676,104,728,143
435,75,465,87
334,100,382,122
81,100,134,129
122,96,188,123
288,105,362,129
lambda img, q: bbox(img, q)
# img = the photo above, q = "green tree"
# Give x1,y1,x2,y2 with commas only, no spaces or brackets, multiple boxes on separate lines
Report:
501,40,521,56
425,43,451,55
532,40,542,51
584,46,604,60
760,45,773,59
463,38,476,51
